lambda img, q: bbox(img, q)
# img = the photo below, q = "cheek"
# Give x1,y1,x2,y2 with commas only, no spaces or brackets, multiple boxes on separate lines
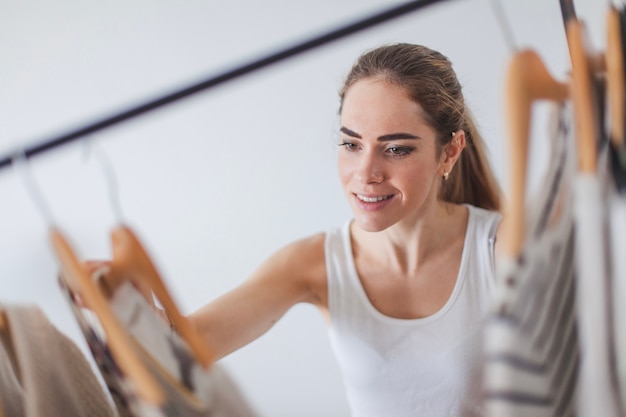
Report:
337,153,353,186
399,161,438,192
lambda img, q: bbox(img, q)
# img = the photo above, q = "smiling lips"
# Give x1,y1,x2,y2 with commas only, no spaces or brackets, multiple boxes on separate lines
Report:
356,194,393,203
354,193,394,210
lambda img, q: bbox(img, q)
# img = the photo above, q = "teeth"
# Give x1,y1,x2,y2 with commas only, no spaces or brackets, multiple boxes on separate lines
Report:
357,194,390,203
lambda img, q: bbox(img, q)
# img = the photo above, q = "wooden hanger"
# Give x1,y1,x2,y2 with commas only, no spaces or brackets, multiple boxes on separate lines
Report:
11,149,164,405
106,225,214,368
501,49,569,257
564,17,604,173
50,228,164,405
607,4,625,148
85,144,214,368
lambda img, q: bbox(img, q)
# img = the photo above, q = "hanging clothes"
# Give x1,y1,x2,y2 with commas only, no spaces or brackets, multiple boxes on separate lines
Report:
0,328,24,417
108,281,258,417
483,103,579,417
572,69,624,416
574,142,623,417
58,276,258,417
608,160,626,412
0,302,117,417
561,4,626,416
608,4,626,411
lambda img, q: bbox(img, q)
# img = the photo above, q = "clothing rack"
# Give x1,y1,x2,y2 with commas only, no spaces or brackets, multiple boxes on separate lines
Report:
0,0,451,171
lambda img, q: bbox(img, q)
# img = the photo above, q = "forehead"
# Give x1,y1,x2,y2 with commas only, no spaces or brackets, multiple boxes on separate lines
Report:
340,78,433,136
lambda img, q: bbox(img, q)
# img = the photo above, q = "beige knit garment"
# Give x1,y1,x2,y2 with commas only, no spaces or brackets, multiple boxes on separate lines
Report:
0,327,25,416
0,303,117,417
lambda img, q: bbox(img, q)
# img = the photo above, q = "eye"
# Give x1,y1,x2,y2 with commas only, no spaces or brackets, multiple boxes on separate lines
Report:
386,146,413,157
338,142,359,152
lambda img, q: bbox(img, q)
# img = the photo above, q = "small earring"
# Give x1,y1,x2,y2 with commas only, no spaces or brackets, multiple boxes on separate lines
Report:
442,171,449,181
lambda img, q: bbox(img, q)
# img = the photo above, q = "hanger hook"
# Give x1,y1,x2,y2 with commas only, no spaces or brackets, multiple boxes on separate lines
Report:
490,0,518,54
12,148,56,227
82,140,124,223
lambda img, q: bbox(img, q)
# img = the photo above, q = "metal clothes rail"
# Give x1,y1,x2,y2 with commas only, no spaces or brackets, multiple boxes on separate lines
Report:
0,0,451,170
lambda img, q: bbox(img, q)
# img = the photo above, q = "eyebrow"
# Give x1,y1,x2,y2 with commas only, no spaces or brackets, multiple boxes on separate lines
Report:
340,126,421,141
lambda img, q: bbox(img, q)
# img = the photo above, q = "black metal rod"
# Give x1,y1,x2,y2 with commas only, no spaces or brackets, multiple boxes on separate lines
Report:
559,0,577,26
0,0,452,170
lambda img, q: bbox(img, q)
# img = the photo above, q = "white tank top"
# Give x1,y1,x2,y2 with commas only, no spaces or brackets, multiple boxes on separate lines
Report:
325,204,501,417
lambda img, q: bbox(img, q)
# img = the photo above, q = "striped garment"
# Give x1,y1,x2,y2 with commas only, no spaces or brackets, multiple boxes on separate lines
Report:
484,103,580,417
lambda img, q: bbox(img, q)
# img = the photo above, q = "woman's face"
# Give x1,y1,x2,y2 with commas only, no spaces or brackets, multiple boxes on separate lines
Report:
338,78,445,232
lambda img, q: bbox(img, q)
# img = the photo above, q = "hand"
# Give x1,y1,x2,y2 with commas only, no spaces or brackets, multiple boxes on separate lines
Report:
82,260,160,316
80,260,172,329
83,260,116,297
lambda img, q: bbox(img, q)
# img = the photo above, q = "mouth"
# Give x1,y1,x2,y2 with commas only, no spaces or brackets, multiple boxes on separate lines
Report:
354,194,394,203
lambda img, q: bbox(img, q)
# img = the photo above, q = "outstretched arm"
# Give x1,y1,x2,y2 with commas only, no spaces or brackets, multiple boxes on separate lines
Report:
189,232,327,361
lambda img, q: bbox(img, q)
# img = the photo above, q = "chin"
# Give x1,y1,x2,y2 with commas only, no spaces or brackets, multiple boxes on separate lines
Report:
353,217,392,233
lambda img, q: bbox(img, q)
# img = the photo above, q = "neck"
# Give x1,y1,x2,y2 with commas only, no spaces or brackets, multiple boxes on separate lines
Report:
351,201,467,275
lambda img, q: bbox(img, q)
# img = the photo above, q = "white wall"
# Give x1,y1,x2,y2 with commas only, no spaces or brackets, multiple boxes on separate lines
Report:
0,1,606,416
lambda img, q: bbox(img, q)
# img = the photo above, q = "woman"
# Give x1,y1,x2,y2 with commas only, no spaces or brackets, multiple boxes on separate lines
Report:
100,43,502,417
188,43,502,416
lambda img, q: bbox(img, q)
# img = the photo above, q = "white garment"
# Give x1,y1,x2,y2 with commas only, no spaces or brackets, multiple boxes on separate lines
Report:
609,185,626,409
326,204,501,417
574,170,622,417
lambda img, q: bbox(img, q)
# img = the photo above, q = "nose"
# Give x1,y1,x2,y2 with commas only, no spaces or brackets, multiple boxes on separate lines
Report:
356,151,384,184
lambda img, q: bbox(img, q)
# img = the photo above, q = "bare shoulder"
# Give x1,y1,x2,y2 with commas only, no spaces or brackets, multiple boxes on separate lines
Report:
268,232,328,307
281,232,326,262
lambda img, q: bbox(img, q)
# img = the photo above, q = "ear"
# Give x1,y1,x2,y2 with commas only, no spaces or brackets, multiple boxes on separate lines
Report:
439,130,466,175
